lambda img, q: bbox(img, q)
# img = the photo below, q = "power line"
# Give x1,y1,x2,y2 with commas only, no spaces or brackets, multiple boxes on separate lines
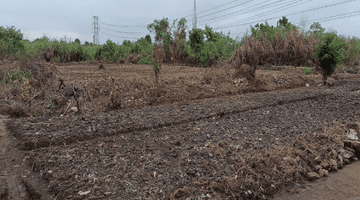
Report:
214,0,358,30
214,0,310,30
302,10,360,24
196,0,284,26
100,22,147,28
196,0,255,21
183,0,240,19
101,26,144,34
223,10,360,33
101,31,141,40
98,0,252,30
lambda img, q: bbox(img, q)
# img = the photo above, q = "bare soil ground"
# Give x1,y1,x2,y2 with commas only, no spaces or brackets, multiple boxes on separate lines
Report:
273,161,360,200
1,61,360,199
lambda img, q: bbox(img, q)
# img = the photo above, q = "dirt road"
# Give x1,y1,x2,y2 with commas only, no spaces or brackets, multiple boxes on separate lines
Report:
273,161,360,200
1,77,360,199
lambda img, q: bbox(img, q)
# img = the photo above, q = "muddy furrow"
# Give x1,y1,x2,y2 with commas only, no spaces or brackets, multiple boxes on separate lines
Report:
5,78,360,150
0,116,51,200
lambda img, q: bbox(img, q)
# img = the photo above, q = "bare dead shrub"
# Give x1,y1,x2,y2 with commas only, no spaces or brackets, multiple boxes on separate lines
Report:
126,53,142,64
233,64,255,82
98,63,104,70
167,41,178,63
69,51,82,62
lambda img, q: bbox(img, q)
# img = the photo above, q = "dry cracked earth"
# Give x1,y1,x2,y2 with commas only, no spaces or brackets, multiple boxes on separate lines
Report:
1,65,360,199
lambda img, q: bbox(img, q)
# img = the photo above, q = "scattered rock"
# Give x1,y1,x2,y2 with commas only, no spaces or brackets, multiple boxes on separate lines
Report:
319,168,325,177
287,188,297,195
329,159,338,171
314,165,322,172
331,149,337,159
321,161,330,170
307,172,320,179
337,162,343,169
70,107,78,112
324,169,329,177
339,149,346,156
345,140,360,155
344,158,350,164
78,190,91,195
338,155,343,163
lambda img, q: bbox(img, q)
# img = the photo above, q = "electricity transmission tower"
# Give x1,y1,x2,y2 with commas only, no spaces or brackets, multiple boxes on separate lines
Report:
192,0,197,30
92,16,100,45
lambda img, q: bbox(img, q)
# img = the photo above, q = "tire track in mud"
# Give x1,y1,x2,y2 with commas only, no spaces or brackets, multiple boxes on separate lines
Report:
7,78,360,150
0,116,51,200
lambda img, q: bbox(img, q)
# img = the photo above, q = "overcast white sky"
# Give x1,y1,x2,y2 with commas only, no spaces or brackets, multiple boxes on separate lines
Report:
1,0,359,45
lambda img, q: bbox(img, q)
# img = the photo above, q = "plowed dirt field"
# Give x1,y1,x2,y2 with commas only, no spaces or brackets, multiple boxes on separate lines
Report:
1,62,360,199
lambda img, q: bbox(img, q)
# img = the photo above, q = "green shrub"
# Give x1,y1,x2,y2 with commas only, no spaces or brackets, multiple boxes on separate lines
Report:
94,47,103,60
122,40,132,46
302,67,312,75
102,40,118,62
250,17,298,42
139,57,150,64
0,68,32,89
0,26,25,57
312,32,346,83
343,37,360,68
189,28,205,55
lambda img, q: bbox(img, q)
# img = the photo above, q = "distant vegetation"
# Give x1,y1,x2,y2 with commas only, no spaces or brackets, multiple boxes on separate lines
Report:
0,16,359,74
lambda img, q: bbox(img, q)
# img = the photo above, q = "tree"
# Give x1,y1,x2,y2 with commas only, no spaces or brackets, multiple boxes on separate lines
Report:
147,18,174,54
122,40,132,46
145,34,152,44
312,32,346,85
172,18,187,60
308,22,326,39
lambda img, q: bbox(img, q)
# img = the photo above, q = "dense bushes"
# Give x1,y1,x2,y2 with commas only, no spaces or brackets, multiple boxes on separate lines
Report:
0,26,25,59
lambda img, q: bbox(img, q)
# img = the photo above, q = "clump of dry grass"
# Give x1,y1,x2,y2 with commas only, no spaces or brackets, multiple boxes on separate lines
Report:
153,44,166,64
125,53,141,64
229,30,321,72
